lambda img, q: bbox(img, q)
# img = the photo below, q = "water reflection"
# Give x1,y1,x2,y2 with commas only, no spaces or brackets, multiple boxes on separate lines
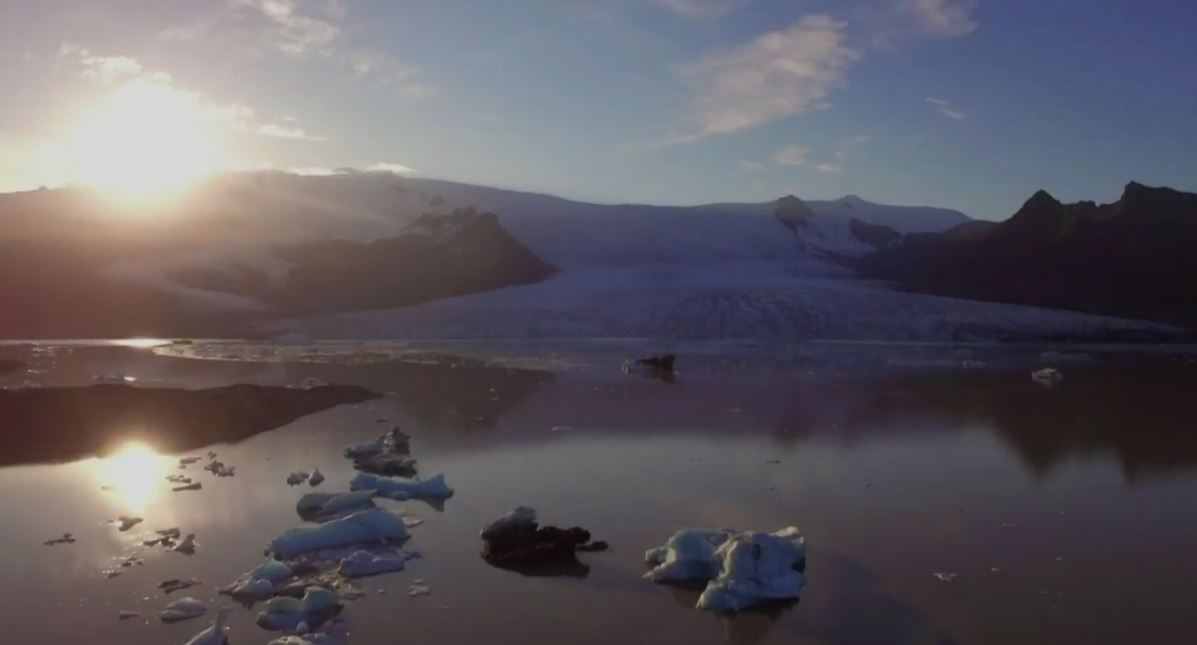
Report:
110,337,172,349
91,440,172,513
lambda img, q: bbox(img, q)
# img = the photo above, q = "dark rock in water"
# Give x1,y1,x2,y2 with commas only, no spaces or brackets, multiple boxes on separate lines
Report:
480,507,605,575
576,540,609,552
634,354,676,372
0,384,378,467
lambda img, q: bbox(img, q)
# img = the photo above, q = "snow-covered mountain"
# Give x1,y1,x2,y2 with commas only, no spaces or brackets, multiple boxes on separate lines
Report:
0,171,1181,342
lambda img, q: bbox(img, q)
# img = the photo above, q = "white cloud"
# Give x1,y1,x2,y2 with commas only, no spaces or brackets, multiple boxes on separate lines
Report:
926,96,966,120
289,166,342,176
668,15,859,144
60,43,328,142
254,122,327,140
773,144,809,167
652,0,750,18
902,0,979,38
815,134,872,173
229,0,341,58
349,51,436,98
366,162,416,174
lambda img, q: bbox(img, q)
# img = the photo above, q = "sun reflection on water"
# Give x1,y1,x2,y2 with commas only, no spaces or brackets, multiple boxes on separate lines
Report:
94,441,173,514
111,338,172,349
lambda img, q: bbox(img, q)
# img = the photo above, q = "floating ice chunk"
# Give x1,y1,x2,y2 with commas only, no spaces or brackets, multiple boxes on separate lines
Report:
117,610,141,620
267,618,348,644
159,578,202,594
643,528,735,583
309,469,325,487
288,472,311,486
932,571,959,582
268,509,410,558
296,491,377,522
257,587,341,632
159,597,208,623
173,533,197,555
251,557,295,582
179,457,202,465
345,429,415,475
184,608,230,645
220,555,293,601
645,527,806,612
1031,367,1064,385
408,579,431,596
338,550,407,578
205,460,236,477
174,482,203,492
350,473,454,501
301,377,330,390
43,532,75,546
94,373,136,383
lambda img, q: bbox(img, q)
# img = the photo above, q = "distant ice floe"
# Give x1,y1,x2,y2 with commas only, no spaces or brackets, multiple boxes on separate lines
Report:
1031,367,1064,385
268,509,410,559
644,527,806,612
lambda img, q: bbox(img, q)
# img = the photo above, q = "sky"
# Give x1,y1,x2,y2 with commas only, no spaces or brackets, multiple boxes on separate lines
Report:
0,0,1194,219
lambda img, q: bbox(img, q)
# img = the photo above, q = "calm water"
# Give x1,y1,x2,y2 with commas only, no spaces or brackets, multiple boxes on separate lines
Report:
1,342,1196,644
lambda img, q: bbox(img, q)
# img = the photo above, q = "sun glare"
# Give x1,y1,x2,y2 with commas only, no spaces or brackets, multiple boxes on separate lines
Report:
71,78,226,203
94,440,173,514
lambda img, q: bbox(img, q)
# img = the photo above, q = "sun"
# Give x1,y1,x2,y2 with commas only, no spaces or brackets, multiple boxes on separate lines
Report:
71,77,227,203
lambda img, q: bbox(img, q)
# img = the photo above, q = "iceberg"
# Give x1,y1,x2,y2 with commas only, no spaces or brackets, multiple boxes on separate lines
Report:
644,527,806,612
159,596,208,623
288,472,311,486
221,557,294,600
338,550,407,578
296,491,376,522
349,473,454,500
309,469,325,487
268,509,410,558
257,587,341,632
184,609,231,645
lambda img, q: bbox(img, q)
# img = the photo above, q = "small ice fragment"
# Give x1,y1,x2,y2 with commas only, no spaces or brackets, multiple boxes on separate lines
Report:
204,460,235,477
1031,367,1064,385
117,610,141,621
173,533,197,555
206,451,217,459
115,516,143,532
990,567,1002,573
179,457,202,465
43,532,75,546
184,608,230,645
301,377,330,390
408,579,431,596
104,569,122,579
159,578,202,594
309,469,325,487
403,517,424,528
159,597,208,623
220,557,291,600
173,482,202,492
350,473,454,501
932,572,959,582
287,472,311,486
339,550,407,578
268,509,409,558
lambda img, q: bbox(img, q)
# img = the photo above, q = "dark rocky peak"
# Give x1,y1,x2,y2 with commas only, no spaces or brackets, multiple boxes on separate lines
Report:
1116,181,1197,218
774,195,816,233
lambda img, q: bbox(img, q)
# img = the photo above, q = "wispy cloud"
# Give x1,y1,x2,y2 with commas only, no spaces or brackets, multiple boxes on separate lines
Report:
254,122,327,141
652,0,750,18
903,0,979,38
773,144,809,167
366,162,416,174
229,0,340,58
59,43,329,142
926,96,966,120
349,51,437,98
816,134,872,173
667,15,859,144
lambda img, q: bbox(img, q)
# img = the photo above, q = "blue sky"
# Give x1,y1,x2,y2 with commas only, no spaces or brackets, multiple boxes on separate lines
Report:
1,0,1194,218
